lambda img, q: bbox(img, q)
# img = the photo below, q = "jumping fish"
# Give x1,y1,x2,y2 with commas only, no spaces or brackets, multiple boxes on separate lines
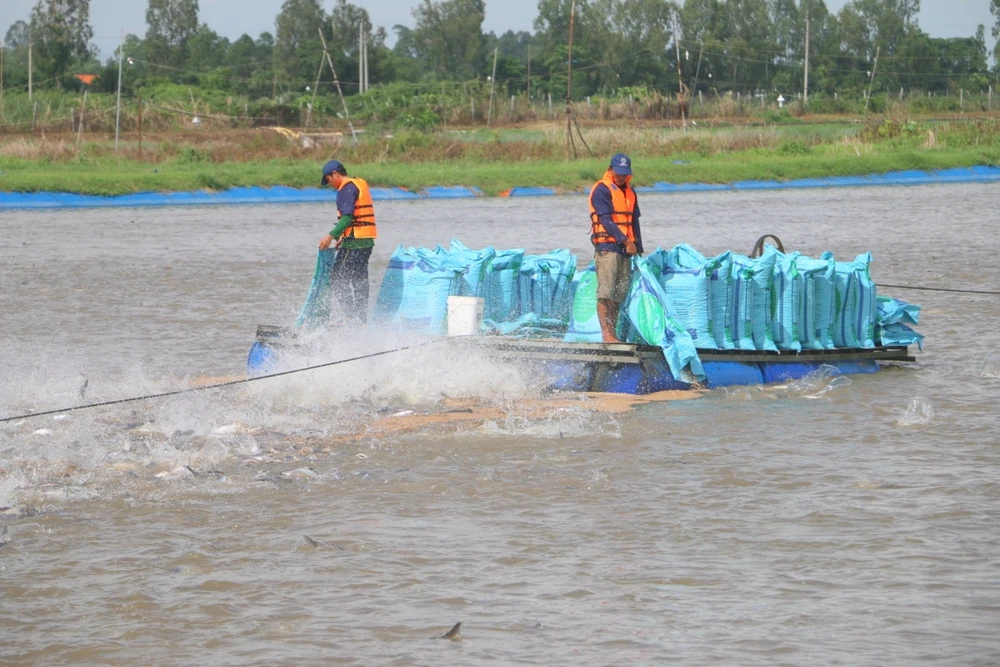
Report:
439,622,462,640
302,535,346,551
0,525,9,548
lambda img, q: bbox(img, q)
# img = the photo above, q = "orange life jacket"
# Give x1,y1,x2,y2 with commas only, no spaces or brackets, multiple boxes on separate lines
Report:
338,176,377,239
589,170,636,246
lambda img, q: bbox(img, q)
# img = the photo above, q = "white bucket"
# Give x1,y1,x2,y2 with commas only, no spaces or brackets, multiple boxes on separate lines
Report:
446,296,485,336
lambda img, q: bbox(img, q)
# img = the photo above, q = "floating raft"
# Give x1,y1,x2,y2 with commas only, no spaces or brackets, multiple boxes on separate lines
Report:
247,325,915,395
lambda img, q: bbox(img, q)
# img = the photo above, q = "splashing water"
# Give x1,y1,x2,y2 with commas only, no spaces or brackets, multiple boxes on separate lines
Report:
896,396,934,426
773,364,853,399
981,347,1000,377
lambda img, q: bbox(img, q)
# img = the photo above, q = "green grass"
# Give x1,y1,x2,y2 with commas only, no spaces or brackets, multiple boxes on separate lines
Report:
2,147,998,197
2,118,999,196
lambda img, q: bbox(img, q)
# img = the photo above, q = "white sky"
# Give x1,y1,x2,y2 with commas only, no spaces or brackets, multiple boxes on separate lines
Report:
1,0,995,62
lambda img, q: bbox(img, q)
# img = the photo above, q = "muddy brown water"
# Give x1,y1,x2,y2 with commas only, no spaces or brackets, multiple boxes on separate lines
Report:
1,184,999,664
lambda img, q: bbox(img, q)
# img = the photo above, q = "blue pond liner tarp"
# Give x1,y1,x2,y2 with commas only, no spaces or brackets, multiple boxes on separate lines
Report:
634,182,730,193
505,187,557,197
418,186,482,198
3,166,999,210
370,186,421,200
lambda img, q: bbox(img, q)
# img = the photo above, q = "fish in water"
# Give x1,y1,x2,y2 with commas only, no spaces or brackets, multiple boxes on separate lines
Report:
302,535,346,551
0,525,9,548
439,622,462,640
77,373,88,402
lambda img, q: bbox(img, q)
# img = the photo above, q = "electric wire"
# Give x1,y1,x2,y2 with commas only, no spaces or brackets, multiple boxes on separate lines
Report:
0,340,441,424
879,283,1000,296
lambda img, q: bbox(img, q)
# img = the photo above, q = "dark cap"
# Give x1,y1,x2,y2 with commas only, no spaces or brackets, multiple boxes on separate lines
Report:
610,153,632,175
321,159,346,186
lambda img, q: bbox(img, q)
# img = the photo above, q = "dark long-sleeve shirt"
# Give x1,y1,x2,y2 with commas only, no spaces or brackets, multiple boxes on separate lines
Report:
590,182,643,255
329,181,374,249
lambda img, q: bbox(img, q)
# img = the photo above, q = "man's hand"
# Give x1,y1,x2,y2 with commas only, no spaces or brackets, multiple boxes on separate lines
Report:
624,240,638,256
319,234,334,250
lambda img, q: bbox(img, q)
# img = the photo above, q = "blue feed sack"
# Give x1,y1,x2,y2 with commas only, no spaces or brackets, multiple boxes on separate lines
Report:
730,249,778,351
771,251,803,352
624,257,705,383
876,295,920,326
564,265,603,343
296,248,337,328
797,254,836,350
705,251,734,350
649,244,717,350
373,245,415,322
831,252,876,349
449,239,495,297
517,249,577,322
482,248,525,323
374,245,461,333
877,322,924,350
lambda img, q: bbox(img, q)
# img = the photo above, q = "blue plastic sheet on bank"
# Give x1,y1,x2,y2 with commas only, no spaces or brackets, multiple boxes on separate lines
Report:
4,166,999,210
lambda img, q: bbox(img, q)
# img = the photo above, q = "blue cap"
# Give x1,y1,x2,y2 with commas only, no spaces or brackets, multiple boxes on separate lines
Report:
610,153,632,175
321,159,345,185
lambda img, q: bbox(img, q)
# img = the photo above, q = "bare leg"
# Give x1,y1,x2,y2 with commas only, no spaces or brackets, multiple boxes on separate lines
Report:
597,298,621,344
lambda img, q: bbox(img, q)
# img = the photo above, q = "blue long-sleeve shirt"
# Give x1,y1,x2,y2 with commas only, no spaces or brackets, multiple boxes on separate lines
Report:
590,182,643,255
328,181,374,249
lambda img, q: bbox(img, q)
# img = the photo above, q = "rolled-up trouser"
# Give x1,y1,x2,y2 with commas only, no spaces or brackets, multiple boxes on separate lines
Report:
594,250,631,302
330,247,372,323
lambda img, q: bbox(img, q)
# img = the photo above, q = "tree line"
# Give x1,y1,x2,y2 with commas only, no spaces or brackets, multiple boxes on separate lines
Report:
2,0,999,106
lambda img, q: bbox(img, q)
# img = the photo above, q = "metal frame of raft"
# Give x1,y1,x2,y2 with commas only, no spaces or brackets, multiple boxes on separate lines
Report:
247,325,915,395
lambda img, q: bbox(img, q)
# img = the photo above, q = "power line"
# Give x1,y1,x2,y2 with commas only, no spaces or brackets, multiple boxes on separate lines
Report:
879,283,1000,296
0,340,441,424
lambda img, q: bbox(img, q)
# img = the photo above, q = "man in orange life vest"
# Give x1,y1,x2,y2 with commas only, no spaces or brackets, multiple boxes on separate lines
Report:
318,159,377,323
589,153,643,343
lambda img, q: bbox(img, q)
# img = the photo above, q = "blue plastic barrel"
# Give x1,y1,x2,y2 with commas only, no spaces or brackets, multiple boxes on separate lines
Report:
639,358,694,392
541,360,595,392
759,359,879,384
702,361,764,388
247,342,278,377
593,364,645,394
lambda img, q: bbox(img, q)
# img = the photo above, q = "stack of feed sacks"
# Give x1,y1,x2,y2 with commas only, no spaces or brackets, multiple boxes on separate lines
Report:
372,240,578,334
564,244,897,357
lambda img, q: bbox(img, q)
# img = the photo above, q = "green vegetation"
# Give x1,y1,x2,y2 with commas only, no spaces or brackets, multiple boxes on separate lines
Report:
2,0,999,135
3,119,998,196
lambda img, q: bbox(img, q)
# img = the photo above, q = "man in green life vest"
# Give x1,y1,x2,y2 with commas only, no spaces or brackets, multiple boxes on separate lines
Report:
318,159,377,323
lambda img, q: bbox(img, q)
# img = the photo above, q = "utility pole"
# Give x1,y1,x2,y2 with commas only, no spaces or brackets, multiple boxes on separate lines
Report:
863,46,879,114
566,0,576,157
137,97,143,161
487,47,497,127
691,40,704,102
115,31,123,152
1,47,5,117
306,49,323,127
526,45,531,103
672,11,685,129
803,14,810,106
358,24,364,94
28,39,33,100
